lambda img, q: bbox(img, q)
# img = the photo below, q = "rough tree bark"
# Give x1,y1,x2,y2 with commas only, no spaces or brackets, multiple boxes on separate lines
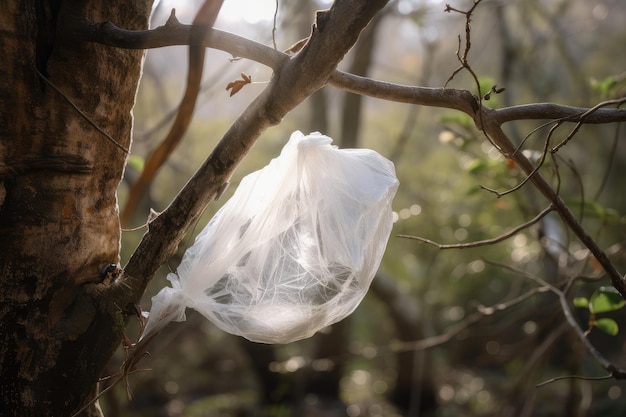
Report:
3,0,625,415
0,0,390,415
0,1,152,415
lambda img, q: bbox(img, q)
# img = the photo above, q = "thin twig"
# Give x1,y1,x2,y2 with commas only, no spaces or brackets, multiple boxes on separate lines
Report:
272,0,278,50
512,119,560,157
482,119,561,198
552,98,626,152
34,67,130,154
444,0,483,88
512,322,569,389
392,285,549,352
487,259,626,381
536,373,614,388
487,258,561,293
552,154,585,222
557,290,626,379
490,259,626,382
398,205,555,249
482,120,626,299
594,121,621,201
494,100,626,124
73,18,626,124
121,2,223,226
443,0,491,140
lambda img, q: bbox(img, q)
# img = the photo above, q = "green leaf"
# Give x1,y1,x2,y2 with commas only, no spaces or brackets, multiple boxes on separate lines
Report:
591,76,617,96
592,318,620,336
465,186,482,197
466,159,487,174
567,200,620,224
573,297,589,309
439,113,474,129
127,154,145,172
589,287,626,314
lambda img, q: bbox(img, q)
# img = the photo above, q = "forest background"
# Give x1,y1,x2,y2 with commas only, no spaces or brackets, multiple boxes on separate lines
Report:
6,0,625,416
111,0,626,416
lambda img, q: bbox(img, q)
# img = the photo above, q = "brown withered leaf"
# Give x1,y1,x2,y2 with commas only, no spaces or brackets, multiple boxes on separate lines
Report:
226,72,252,97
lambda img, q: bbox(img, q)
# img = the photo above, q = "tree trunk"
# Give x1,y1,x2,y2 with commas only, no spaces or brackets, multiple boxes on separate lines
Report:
0,1,151,415
370,274,438,416
339,12,382,148
0,0,392,414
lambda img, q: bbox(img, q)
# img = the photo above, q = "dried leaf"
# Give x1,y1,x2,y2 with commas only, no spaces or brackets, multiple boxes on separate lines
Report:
226,73,252,97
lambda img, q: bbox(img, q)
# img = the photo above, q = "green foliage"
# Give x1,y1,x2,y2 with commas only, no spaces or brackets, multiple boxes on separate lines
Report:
574,287,626,336
591,318,620,336
126,154,145,172
589,286,626,314
590,74,626,99
439,113,475,131
568,200,622,224
111,1,626,416
573,297,589,309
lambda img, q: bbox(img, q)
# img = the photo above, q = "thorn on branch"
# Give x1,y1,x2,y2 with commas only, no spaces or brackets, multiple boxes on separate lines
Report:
284,37,308,56
444,4,465,15
165,9,179,26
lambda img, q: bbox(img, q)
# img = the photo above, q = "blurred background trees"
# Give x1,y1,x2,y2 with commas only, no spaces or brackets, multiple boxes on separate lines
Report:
109,0,626,416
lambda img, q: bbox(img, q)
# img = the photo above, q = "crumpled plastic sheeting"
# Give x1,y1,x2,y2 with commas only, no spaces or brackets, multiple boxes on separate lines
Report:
142,131,399,344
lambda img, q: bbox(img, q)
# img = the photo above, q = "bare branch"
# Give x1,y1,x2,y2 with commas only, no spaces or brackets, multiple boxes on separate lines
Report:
398,205,555,249
392,285,550,352
272,0,279,50
552,98,626,152
121,1,224,227
67,13,287,70
557,288,626,379
536,374,613,388
482,121,626,299
71,0,626,320
329,71,479,115
482,121,560,198
593,122,621,200
68,13,626,126
488,260,626,380
97,0,392,306
494,100,626,124
444,0,484,88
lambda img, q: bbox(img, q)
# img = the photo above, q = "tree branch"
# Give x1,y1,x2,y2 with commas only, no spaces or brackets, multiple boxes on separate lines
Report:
68,11,626,125
66,11,287,70
96,0,391,306
494,99,626,124
74,1,626,312
557,288,626,379
482,119,626,299
120,2,223,227
487,260,626,380
392,285,550,352
398,205,555,250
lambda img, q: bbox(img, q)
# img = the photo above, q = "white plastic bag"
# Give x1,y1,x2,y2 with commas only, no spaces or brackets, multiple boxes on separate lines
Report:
142,131,399,344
